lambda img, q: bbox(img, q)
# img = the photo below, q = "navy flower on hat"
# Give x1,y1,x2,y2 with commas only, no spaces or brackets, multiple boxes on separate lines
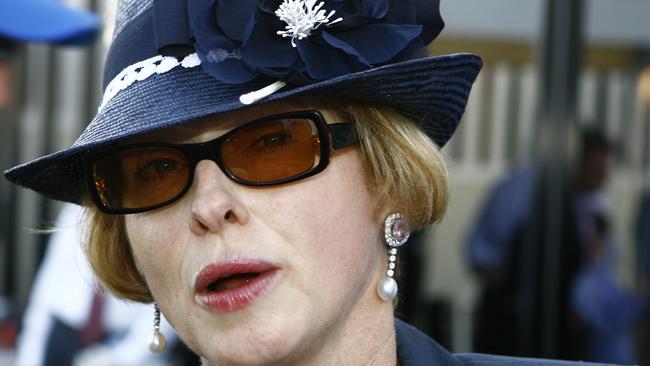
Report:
190,0,444,85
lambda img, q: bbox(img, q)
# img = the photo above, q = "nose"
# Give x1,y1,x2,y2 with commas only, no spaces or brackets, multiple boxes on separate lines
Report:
189,160,250,235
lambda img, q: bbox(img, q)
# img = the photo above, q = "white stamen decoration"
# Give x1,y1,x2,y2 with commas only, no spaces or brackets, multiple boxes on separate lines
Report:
275,0,343,47
239,80,288,105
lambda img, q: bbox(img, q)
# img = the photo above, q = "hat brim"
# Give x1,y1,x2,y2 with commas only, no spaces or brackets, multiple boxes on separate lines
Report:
0,0,100,45
4,52,481,204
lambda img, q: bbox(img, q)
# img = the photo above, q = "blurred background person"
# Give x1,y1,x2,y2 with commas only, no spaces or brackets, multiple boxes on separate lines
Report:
0,1,195,365
468,127,646,364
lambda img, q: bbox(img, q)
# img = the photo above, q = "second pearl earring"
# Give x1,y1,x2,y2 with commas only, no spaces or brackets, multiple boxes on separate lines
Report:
148,303,167,354
377,213,410,302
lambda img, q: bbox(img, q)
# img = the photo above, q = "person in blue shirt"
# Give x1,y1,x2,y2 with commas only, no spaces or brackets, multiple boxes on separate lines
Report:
469,128,645,364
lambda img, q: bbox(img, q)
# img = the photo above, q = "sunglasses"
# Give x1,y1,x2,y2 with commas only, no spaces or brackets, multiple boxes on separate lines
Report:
86,110,358,214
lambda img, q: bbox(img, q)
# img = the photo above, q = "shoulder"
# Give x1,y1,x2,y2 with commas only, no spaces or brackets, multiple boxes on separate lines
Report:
455,353,620,366
395,319,626,366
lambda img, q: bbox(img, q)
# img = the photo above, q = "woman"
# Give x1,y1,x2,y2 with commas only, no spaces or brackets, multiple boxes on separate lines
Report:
5,1,620,365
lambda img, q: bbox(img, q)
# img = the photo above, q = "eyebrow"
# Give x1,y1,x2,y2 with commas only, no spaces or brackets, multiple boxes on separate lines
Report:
125,101,318,144
126,117,237,144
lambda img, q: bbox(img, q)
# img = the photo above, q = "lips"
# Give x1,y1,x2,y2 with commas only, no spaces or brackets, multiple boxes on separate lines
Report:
194,260,281,313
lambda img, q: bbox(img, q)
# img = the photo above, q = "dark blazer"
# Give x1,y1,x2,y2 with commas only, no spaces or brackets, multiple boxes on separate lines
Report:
395,320,621,366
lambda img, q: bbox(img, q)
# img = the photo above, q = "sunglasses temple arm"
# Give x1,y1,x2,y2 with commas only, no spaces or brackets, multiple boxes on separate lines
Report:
330,123,359,150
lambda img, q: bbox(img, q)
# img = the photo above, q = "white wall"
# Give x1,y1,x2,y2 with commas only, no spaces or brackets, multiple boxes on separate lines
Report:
441,0,650,48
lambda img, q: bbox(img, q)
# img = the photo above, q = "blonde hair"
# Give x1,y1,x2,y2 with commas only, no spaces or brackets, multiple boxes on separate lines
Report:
84,102,449,302
340,103,448,229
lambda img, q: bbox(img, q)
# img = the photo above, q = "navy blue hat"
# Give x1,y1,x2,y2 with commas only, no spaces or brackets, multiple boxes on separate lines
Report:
0,0,101,45
5,0,482,204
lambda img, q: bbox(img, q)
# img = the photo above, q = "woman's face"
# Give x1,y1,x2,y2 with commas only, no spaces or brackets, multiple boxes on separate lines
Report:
125,101,387,365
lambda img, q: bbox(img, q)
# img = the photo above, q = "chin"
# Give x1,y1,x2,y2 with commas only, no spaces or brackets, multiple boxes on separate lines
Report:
189,306,312,366
202,342,293,366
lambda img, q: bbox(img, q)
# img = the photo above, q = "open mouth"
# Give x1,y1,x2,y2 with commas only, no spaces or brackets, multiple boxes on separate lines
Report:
194,260,281,313
207,273,261,292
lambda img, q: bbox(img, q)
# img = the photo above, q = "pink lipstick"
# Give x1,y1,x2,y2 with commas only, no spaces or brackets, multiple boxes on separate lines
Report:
194,259,281,313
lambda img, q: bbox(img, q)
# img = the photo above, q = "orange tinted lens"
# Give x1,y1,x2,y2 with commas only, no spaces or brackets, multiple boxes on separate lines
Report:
221,118,320,183
93,147,189,209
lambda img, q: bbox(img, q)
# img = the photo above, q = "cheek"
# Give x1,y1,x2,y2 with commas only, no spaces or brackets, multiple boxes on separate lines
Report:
262,152,382,294
125,211,188,300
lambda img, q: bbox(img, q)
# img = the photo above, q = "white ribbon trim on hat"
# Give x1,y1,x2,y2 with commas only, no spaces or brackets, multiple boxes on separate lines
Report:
98,52,288,112
98,53,202,112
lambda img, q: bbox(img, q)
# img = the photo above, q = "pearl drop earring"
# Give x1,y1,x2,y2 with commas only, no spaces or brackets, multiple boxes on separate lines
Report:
377,213,410,302
148,303,167,354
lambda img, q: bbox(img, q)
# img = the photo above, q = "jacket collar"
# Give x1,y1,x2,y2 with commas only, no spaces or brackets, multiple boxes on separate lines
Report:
395,319,463,366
